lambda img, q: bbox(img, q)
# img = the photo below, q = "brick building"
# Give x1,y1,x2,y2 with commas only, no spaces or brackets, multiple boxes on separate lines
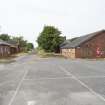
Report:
60,30,105,58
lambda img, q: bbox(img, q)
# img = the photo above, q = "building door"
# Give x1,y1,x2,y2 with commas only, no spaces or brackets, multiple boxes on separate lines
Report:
82,47,92,58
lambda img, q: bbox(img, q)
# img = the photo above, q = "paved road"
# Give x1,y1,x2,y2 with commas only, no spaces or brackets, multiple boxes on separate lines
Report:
0,54,105,105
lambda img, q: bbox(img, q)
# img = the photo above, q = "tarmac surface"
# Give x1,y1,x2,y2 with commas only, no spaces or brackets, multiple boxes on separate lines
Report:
0,54,105,105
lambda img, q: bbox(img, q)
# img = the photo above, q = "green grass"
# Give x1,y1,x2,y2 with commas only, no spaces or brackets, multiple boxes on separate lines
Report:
0,52,29,64
0,58,16,64
36,49,64,58
39,53,61,58
85,58,105,61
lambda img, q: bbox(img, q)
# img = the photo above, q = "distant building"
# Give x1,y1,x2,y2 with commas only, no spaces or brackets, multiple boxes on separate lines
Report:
0,40,20,58
7,40,20,54
0,39,11,57
60,30,105,58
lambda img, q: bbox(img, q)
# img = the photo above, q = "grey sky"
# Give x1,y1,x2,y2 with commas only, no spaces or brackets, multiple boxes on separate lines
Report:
0,0,105,46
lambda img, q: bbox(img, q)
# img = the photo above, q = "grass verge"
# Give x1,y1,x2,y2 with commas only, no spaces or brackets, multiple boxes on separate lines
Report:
36,49,64,58
0,57,16,64
0,52,28,64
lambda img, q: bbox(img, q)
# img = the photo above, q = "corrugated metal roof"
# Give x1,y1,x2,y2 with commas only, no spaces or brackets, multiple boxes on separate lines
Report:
6,40,18,45
61,30,105,49
0,39,11,46
6,40,18,48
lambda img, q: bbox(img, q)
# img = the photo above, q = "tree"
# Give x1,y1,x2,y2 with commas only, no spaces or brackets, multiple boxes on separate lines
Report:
12,36,27,48
0,34,11,41
11,36,28,52
12,36,34,52
0,33,34,52
37,26,65,52
27,43,34,51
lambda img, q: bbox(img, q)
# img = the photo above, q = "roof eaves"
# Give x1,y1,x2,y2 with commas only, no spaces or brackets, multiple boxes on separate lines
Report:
77,30,105,47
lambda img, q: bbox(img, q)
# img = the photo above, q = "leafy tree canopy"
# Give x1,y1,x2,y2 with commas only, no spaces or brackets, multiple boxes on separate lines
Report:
11,36,27,47
27,43,34,51
0,34,34,52
37,25,65,52
0,34,11,41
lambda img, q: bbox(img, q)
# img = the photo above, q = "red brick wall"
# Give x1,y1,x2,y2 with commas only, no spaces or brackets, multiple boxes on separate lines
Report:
75,32,105,58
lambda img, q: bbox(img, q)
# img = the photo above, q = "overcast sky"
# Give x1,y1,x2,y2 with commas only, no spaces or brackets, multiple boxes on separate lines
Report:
0,0,105,46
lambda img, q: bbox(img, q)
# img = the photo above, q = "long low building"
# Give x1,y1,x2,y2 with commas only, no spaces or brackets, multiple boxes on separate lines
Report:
0,39,11,57
60,30,105,58
0,39,19,58
7,40,20,54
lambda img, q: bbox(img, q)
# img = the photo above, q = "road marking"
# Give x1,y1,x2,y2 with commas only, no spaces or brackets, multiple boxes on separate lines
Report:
0,81,14,87
27,101,36,105
8,69,29,105
24,76,73,81
77,75,105,79
59,66,105,102
24,75,105,81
